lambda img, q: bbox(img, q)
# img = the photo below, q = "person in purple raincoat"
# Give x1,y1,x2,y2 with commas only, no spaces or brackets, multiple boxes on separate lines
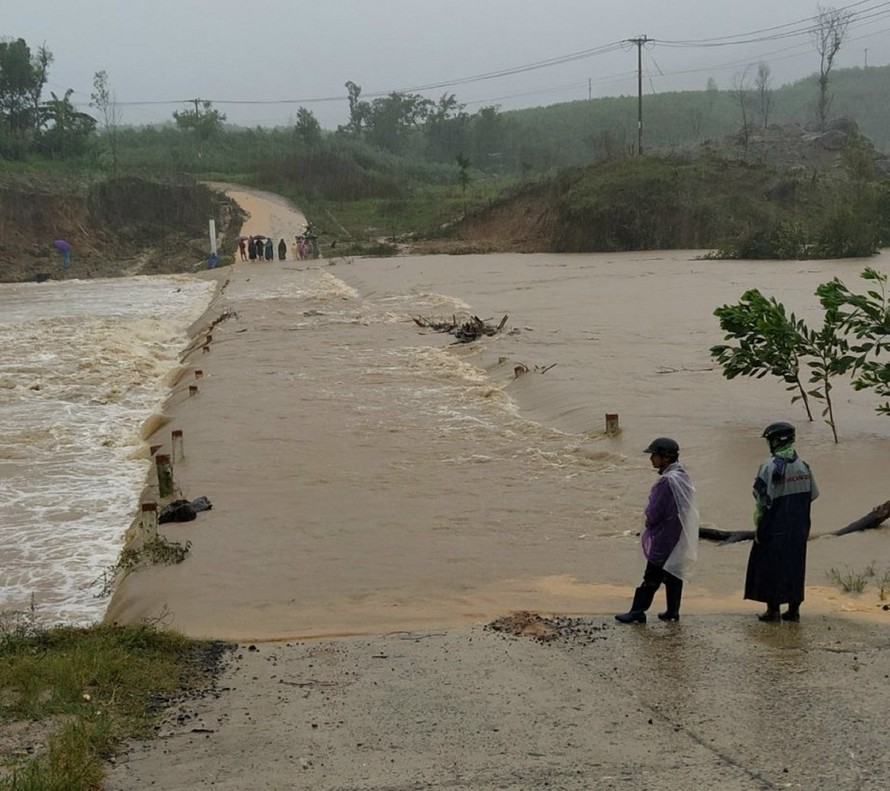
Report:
615,437,699,624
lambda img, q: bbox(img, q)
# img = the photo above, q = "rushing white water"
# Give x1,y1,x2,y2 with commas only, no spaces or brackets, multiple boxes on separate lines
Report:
0,275,216,625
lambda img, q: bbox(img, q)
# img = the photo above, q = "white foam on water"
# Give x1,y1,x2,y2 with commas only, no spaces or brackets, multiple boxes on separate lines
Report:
0,275,216,625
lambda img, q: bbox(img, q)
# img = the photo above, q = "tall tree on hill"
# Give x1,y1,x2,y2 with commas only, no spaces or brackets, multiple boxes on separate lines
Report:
732,68,753,159
341,81,370,137
755,62,773,128
812,5,852,130
90,70,121,174
0,38,52,157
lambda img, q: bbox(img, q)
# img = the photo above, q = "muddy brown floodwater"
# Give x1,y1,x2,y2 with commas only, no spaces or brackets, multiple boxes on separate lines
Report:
107,188,890,638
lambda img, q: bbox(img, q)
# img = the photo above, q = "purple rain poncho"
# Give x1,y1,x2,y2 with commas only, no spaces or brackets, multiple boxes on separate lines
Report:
641,461,699,580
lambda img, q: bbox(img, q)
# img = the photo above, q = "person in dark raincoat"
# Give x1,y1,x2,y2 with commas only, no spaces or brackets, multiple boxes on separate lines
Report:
264,237,274,261
278,238,287,260
615,437,699,624
247,238,258,260
745,421,819,622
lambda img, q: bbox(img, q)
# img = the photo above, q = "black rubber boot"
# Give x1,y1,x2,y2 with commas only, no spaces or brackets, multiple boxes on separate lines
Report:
658,579,683,622
615,586,654,624
782,604,800,622
758,600,781,622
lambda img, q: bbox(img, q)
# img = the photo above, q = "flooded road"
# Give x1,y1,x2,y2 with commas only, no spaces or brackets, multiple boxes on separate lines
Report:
106,188,890,638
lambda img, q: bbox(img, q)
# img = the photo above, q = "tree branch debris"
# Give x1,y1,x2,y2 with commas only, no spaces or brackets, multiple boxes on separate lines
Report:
412,314,508,344
700,500,890,544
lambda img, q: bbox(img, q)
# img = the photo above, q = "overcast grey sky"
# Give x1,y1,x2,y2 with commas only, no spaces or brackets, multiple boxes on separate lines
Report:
5,0,890,129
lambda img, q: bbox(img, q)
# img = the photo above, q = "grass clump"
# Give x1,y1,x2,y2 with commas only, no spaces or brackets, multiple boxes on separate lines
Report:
95,535,192,599
0,619,231,790
826,563,877,594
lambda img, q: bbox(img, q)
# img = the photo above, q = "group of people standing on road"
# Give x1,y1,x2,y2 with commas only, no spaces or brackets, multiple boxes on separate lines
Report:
615,421,818,625
239,236,276,262
237,229,319,263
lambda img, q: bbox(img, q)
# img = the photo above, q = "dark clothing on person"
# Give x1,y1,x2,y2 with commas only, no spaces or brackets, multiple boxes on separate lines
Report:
278,239,287,260
264,239,274,260
247,239,257,260
628,561,684,616
744,448,818,607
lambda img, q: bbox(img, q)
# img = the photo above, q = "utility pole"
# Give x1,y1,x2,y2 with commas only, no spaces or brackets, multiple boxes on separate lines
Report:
628,35,648,155
588,77,592,101
193,97,201,116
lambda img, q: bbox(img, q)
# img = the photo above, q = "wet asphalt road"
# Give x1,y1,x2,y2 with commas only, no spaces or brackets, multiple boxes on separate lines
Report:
108,614,890,790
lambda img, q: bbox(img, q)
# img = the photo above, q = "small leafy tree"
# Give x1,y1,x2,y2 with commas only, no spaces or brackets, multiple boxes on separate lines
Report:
817,267,890,415
294,106,322,148
712,289,814,421
713,288,856,442
797,308,854,442
173,100,226,140
37,88,97,158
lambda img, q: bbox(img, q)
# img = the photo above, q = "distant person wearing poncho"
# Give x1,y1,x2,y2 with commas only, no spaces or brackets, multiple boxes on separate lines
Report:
745,421,818,623
615,437,699,624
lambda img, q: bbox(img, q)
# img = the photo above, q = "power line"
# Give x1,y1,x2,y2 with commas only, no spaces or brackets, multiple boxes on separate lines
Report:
656,0,890,47
69,1,890,120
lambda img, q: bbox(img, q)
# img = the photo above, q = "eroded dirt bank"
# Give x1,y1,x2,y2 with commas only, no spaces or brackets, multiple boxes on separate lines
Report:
0,175,243,282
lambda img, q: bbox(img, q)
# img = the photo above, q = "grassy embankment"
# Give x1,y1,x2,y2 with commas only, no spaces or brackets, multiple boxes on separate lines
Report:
0,613,228,790
452,152,890,258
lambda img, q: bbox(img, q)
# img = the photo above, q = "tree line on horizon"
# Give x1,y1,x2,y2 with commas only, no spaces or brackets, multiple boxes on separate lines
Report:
1,2,888,178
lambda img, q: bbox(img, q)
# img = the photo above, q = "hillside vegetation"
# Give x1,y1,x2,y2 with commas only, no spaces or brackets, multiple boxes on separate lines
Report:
451,124,890,258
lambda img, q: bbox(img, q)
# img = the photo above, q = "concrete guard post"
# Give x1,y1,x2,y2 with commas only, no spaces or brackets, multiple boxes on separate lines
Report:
172,430,184,463
155,454,174,499
140,502,158,542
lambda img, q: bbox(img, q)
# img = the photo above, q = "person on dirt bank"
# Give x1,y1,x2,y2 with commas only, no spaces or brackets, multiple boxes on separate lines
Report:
238,238,247,261
745,422,819,623
247,237,257,261
615,438,699,624
278,238,287,260
264,237,274,261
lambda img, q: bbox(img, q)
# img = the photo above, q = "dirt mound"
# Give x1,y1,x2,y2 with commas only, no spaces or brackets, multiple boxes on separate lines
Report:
692,116,890,174
0,176,244,283
486,611,559,641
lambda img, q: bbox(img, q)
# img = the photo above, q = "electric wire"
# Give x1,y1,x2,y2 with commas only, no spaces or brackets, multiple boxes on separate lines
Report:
68,1,890,120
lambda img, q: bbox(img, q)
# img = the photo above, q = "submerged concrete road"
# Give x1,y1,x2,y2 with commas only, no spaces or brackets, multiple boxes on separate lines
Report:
108,613,890,790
